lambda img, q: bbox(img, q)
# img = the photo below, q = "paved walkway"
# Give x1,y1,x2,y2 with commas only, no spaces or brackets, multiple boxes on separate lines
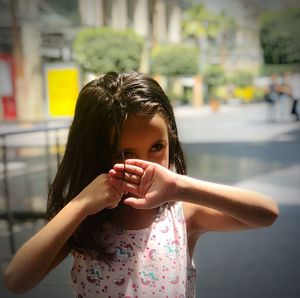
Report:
174,102,300,206
175,102,300,298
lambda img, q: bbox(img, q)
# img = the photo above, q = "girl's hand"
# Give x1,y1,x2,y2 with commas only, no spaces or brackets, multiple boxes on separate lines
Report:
75,174,124,216
109,159,178,209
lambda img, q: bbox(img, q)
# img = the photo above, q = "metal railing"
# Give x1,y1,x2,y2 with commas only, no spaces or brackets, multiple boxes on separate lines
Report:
0,121,71,255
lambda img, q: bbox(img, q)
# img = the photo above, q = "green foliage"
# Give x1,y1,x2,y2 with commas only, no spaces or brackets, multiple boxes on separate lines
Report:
260,8,300,64
259,64,297,76
73,27,144,73
203,64,226,99
182,4,220,40
204,64,225,88
182,3,236,47
253,87,265,101
150,44,198,76
228,71,254,87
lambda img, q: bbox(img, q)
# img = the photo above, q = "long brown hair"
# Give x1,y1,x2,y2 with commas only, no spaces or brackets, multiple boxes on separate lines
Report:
46,71,186,262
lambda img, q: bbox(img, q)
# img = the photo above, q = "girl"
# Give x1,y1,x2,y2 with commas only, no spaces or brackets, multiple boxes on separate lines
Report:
4,71,279,297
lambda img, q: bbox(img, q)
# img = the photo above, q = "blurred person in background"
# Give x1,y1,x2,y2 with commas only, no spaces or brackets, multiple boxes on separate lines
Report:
264,73,279,122
290,70,300,121
277,72,292,122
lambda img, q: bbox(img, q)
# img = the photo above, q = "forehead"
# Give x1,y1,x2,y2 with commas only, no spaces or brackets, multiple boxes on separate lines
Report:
121,114,168,143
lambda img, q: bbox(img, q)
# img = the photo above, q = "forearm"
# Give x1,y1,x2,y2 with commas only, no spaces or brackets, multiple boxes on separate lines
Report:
4,198,89,293
175,175,279,227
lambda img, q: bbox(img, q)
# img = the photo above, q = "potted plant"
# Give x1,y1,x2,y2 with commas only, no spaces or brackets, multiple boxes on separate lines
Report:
209,87,221,111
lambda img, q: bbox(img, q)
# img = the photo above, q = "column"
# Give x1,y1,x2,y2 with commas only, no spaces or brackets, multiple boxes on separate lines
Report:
153,0,167,45
16,0,43,120
133,0,149,37
79,0,104,27
168,1,181,43
111,0,128,29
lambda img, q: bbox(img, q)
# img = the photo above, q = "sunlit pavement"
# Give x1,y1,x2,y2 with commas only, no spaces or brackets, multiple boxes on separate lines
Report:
176,102,300,298
175,102,300,205
1,102,300,297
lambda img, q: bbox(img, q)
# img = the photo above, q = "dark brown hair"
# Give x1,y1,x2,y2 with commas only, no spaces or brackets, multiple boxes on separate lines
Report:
46,71,186,262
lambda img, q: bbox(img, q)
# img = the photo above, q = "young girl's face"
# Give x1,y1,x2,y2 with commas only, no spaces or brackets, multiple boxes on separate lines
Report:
118,113,170,168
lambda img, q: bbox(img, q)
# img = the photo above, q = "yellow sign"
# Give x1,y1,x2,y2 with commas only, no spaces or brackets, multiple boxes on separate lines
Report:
46,66,80,117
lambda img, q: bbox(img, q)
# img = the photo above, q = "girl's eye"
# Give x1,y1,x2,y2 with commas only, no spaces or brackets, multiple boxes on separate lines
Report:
123,151,135,159
116,151,134,161
150,143,164,152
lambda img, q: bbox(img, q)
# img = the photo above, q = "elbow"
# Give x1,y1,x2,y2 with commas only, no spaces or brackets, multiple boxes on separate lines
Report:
260,204,279,228
268,201,280,225
269,206,279,226
4,267,31,295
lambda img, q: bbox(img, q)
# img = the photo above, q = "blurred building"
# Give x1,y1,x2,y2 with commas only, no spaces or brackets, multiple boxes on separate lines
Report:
0,0,77,121
79,0,182,44
201,0,263,73
2,0,295,121
0,0,182,121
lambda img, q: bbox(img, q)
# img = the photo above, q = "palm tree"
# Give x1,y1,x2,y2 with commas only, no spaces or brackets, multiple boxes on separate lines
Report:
182,3,236,105
182,3,221,106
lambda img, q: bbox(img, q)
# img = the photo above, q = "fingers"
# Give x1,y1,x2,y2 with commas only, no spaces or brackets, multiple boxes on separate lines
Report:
123,197,147,209
110,160,155,181
109,163,144,186
108,160,153,200
109,177,140,195
125,159,153,169
112,163,144,176
109,169,141,184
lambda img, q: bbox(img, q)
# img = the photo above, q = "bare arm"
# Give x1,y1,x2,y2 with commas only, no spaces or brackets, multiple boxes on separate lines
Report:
4,199,86,294
109,159,279,230
177,176,279,229
4,174,123,294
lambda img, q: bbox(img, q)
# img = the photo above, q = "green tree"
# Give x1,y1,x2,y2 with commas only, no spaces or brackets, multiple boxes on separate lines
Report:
260,8,300,64
182,3,220,46
181,3,219,106
182,3,221,72
182,3,234,106
150,44,198,103
73,27,144,73
204,64,226,100
150,44,198,76
229,71,253,88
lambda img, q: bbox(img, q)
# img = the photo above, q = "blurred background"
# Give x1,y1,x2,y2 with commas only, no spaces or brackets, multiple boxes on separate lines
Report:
0,0,300,297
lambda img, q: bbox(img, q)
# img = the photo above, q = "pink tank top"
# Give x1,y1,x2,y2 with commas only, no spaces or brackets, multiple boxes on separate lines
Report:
71,202,196,297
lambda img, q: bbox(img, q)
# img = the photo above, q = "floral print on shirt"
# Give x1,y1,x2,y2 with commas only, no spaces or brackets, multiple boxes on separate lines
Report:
71,202,196,298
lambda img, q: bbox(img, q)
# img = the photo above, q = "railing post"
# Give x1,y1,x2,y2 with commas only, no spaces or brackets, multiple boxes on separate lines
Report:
0,122,70,255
